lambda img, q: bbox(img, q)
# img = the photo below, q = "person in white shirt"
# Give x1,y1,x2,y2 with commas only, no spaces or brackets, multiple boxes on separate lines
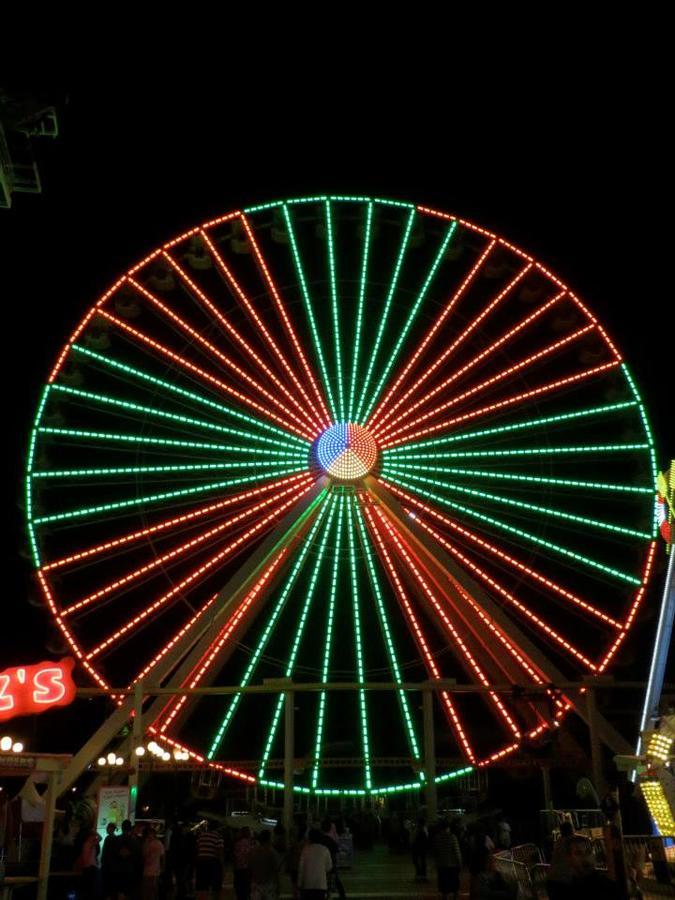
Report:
298,829,333,900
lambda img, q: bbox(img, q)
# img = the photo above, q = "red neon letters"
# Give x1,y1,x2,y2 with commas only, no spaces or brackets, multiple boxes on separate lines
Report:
0,658,76,723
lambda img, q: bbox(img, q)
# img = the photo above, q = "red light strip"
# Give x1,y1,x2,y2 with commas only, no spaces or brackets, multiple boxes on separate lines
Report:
61,480,307,617
135,591,220,682
598,541,657,673
406,508,596,670
85,486,311,660
42,473,310,573
373,291,566,438
239,215,332,429
415,206,533,262
368,239,497,430
381,361,620,449
371,262,533,434
201,226,328,433
382,480,620,629
157,547,289,733
362,504,476,762
126,276,317,436
160,251,322,434
371,506,521,739
36,570,111,691
148,729,256,783
377,322,594,444
97,309,313,441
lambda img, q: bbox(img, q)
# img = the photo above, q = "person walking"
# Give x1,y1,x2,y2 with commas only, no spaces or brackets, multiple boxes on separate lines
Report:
141,826,164,900
249,830,281,900
101,823,118,899
411,817,429,880
432,819,462,900
232,826,254,900
195,821,224,900
298,829,332,900
319,819,346,900
112,819,142,899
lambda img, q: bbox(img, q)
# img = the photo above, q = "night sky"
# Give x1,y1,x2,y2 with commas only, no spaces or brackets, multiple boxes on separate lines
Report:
1,84,672,758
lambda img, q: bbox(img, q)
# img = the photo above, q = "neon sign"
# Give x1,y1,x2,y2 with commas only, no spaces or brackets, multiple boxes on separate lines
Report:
0,658,76,722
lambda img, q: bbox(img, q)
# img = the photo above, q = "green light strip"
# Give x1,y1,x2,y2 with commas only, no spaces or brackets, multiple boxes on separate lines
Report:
34,458,307,479
207,494,331,759
353,500,421,767
347,495,372,790
384,443,650,463
325,200,345,420
354,208,416,424
37,427,304,456
258,763,473,796
384,472,642,585
347,201,374,423
360,220,458,424
25,385,51,567
258,498,338,778
384,465,651,540
242,196,414,215
71,344,308,447
283,204,338,422
383,401,639,454
381,463,652,495
312,498,345,789
621,363,659,537
33,466,305,526
50,383,308,450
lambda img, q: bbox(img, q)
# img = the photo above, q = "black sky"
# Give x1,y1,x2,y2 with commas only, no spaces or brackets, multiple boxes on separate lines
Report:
0,81,672,750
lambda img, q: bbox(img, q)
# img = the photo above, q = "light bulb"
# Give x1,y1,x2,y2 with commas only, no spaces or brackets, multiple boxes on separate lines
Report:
12,742,24,753
0,736,12,752
98,757,106,766
107,752,116,765
135,746,146,757
115,757,124,766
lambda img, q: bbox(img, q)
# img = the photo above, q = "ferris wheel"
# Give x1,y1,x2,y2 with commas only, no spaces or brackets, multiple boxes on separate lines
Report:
26,195,658,796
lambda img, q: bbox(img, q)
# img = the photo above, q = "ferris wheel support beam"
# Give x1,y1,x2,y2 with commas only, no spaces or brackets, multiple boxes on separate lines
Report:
139,478,329,734
364,477,634,757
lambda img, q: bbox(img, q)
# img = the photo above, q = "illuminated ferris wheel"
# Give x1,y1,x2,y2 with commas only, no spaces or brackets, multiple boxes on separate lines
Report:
26,195,658,796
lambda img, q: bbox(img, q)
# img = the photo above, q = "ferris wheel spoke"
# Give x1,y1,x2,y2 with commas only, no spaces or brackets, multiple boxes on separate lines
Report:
370,260,533,434
325,200,347,421
282,204,339,422
125,276,318,436
353,498,423,776
96,309,315,441
368,237,496,432
60,478,311,618
380,472,641,586
37,427,307,460
362,502,476,763
67,346,309,449
383,479,623,630
383,465,651,541
208,496,333,759
41,472,312,574
381,360,621,449
159,251,320,434
409,512,598,671
84,485,317,661
378,323,596,444
33,455,307,481
353,207,417,424
372,289,567,439
240,215,332,429
311,498,345,789
346,496,373,790
385,442,650,464
371,506,522,741
32,466,307,527
199,228,327,432
258,499,338,781
383,400,640,456
346,201,374,423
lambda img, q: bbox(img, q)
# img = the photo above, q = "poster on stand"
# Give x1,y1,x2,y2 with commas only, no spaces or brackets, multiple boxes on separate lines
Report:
96,786,130,841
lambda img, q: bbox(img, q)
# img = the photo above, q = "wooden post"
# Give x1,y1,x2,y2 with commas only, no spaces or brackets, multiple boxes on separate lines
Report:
423,685,437,824
586,687,605,797
284,688,295,837
37,770,59,900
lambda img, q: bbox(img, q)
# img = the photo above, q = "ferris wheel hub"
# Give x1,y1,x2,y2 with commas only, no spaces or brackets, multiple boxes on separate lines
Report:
313,423,379,482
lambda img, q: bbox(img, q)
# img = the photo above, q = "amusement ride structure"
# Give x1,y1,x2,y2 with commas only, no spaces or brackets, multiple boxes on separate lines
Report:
25,195,661,801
